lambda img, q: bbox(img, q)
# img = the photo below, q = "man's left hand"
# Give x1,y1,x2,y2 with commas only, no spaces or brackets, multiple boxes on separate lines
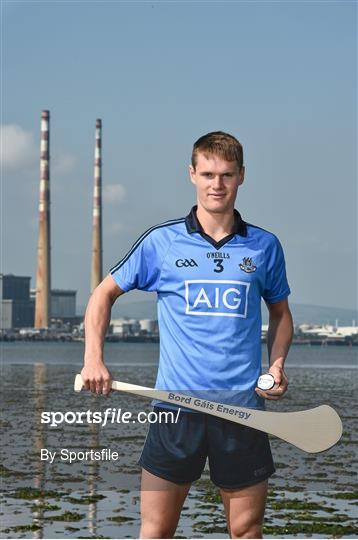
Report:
255,365,289,401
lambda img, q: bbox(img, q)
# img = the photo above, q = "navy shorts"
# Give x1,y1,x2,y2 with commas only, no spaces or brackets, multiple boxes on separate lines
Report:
139,407,275,489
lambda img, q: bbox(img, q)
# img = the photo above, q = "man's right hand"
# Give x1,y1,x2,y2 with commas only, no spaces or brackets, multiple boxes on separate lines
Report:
81,275,124,396
81,363,112,395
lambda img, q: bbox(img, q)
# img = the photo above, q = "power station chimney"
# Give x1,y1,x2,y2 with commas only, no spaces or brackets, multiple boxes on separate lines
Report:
34,110,51,328
90,119,103,292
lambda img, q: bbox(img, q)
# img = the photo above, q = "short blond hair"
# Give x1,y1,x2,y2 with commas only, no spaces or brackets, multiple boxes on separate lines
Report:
191,131,244,170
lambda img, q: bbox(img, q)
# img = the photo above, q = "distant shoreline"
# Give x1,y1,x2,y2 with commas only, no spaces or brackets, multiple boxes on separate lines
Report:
1,333,357,346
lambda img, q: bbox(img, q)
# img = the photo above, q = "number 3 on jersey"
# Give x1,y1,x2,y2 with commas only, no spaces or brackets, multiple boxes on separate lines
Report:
213,258,224,273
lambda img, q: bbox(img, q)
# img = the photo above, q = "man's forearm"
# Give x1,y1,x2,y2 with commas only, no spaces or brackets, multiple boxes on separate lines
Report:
267,310,293,369
84,288,113,365
81,275,123,394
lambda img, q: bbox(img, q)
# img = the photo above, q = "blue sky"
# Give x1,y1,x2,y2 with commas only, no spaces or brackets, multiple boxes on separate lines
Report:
2,0,357,310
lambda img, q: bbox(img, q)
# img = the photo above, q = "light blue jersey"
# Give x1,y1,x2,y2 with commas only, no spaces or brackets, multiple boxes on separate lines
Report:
110,207,290,410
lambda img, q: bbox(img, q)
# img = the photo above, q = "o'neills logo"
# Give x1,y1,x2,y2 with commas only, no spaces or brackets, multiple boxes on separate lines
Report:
206,252,230,259
184,279,250,318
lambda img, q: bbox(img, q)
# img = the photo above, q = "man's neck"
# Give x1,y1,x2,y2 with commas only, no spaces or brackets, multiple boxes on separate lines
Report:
196,204,236,242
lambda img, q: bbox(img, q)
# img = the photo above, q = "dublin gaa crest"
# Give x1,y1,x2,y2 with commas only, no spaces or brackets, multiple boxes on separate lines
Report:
239,257,257,273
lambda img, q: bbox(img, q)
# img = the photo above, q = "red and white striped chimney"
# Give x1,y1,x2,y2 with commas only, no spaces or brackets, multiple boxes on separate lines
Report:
34,110,51,328
90,119,103,292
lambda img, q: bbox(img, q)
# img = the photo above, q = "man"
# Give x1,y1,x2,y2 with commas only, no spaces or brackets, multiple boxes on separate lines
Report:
81,131,293,538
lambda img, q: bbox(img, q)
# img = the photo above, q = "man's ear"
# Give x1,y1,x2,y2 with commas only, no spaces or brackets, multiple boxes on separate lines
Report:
238,166,245,186
189,164,196,185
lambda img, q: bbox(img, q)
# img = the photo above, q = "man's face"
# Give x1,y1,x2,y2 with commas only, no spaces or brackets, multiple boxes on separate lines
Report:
189,152,245,214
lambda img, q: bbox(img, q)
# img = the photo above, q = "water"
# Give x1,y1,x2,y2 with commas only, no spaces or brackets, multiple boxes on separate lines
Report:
2,340,357,368
0,343,357,538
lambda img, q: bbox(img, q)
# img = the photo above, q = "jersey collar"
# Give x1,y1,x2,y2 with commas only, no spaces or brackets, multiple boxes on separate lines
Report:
185,205,247,249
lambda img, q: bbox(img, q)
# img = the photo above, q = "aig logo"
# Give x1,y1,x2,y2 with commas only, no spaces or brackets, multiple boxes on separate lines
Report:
176,259,198,268
185,280,250,318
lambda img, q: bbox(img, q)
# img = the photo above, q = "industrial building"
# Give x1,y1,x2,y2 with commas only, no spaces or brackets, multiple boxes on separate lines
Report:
0,274,35,329
49,289,76,318
108,318,159,337
0,274,79,330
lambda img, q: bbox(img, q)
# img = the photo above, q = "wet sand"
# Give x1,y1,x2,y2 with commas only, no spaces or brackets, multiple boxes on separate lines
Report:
0,343,357,538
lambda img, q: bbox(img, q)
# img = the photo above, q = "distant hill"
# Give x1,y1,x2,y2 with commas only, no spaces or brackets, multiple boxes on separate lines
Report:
279,303,357,327
78,299,357,326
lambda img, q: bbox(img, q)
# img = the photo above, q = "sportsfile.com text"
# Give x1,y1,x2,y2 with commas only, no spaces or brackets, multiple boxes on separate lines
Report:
41,408,181,427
